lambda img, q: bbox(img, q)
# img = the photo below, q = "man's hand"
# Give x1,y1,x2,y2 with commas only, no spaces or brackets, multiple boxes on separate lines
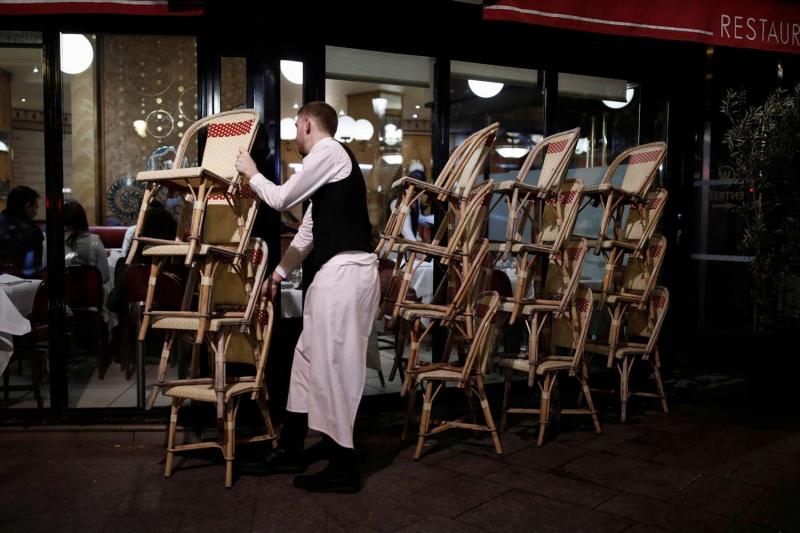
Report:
261,272,283,302
236,148,259,179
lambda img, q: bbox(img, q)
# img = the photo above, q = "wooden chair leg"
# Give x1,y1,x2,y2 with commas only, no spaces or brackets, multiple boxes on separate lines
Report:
477,376,503,455
500,367,512,432
224,401,236,488
401,381,418,441
414,381,434,459
256,395,279,448
139,258,164,341
401,321,422,397
652,349,669,414
465,381,479,435
164,397,180,478
582,363,603,434
537,373,553,446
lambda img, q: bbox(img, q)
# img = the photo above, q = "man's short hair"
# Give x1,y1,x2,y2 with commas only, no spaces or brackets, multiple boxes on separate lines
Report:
4,186,40,218
298,101,338,136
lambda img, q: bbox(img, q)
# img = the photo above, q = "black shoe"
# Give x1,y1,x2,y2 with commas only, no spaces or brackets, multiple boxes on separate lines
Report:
292,463,361,493
240,447,307,475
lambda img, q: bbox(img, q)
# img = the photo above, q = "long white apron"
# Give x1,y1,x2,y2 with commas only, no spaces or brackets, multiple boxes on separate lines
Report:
286,257,380,449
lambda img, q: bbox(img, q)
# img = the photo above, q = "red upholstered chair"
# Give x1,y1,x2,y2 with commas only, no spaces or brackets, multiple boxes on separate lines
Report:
64,265,106,379
90,226,128,249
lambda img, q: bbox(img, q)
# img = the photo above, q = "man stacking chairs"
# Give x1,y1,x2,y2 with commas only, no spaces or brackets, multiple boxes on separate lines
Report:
377,122,499,257
496,286,601,446
490,127,580,258
145,239,276,488
586,286,670,421
581,141,666,254
407,291,503,459
127,109,260,266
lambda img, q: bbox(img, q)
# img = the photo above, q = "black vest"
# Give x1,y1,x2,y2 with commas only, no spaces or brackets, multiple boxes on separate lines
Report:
310,142,373,270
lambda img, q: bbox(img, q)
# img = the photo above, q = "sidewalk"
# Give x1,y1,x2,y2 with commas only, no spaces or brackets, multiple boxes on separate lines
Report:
1,387,799,532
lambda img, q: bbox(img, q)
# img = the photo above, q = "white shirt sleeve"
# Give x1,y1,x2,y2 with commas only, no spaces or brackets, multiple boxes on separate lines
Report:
248,138,351,212
274,204,314,279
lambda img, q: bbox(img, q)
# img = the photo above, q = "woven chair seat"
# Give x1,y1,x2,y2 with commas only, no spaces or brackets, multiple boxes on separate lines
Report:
150,315,246,332
142,243,239,257
509,242,555,254
163,381,257,403
136,166,232,185
492,181,547,195
413,363,466,381
495,356,532,372
399,303,451,321
605,293,644,304
583,183,644,199
391,176,449,195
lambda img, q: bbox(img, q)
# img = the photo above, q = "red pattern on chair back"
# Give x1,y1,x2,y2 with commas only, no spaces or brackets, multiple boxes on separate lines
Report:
629,149,663,165
64,265,103,308
208,119,255,138
257,307,270,325
575,297,590,314
649,244,664,258
484,133,496,147
251,248,264,267
547,139,569,154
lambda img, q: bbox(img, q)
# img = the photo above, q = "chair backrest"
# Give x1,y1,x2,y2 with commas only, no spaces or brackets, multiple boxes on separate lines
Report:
252,299,275,391
443,123,499,198
626,286,669,356
548,286,593,373
538,179,584,249
621,188,668,248
200,181,260,247
516,127,580,191
542,238,588,310
619,235,667,302
190,109,260,180
209,239,268,321
446,238,490,316
460,290,501,378
64,265,104,308
601,141,666,196
449,180,494,256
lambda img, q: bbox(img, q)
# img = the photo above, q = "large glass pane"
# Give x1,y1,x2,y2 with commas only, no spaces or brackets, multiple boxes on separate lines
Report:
324,46,434,394
61,33,197,408
0,33,48,409
557,73,666,284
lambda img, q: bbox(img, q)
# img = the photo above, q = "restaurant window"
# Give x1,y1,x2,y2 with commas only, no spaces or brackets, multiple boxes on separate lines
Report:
59,33,197,407
0,31,47,409
324,46,434,395
557,73,665,284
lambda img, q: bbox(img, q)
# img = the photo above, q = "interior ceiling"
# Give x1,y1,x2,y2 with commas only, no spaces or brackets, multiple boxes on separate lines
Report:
0,47,47,113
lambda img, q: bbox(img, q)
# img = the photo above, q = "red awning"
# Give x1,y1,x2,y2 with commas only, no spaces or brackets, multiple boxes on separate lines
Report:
483,0,800,54
0,1,202,16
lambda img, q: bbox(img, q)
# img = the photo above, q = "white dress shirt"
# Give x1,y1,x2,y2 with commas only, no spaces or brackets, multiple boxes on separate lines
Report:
248,137,375,279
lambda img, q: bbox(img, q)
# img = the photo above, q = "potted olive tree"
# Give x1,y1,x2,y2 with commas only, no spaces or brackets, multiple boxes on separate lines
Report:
722,85,800,404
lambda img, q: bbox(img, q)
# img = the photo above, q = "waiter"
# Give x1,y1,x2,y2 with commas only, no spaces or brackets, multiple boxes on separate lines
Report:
236,101,379,494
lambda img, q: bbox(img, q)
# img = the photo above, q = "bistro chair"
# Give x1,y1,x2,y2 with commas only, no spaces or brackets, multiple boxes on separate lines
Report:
491,127,580,257
377,123,498,257
145,239,269,409
592,188,668,295
64,264,106,379
496,286,601,446
581,142,666,254
498,179,584,325
128,109,260,266
406,291,503,459
162,297,277,488
602,235,667,367
586,286,670,421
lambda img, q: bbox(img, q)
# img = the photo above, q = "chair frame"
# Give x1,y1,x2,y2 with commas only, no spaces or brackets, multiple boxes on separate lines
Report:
580,142,666,254
405,291,503,459
497,287,601,446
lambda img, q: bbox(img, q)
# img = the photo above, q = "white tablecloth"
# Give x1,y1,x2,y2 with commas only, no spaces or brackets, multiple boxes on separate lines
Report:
0,274,42,376
280,283,304,319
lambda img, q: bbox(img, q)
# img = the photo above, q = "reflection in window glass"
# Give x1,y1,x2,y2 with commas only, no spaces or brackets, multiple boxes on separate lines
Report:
450,61,543,242
0,34,48,408
61,33,197,408
221,57,247,112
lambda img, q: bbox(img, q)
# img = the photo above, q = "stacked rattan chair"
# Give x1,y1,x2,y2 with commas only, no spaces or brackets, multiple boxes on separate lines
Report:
496,286,601,445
